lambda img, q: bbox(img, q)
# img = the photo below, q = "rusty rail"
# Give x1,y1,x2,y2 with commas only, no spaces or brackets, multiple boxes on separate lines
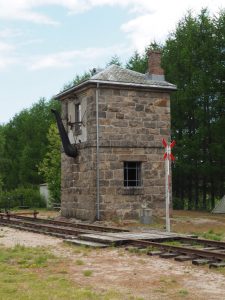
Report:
126,239,225,261
0,213,128,233
0,214,225,262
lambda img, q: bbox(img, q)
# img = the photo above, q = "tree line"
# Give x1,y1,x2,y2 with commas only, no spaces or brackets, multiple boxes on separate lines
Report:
0,99,61,207
162,9,225,210
0,8,224,210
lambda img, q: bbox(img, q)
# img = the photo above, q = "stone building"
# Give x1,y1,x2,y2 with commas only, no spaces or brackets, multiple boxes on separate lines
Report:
54,51,176,221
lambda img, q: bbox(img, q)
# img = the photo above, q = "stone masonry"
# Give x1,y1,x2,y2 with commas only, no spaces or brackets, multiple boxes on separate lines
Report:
55,51,176,221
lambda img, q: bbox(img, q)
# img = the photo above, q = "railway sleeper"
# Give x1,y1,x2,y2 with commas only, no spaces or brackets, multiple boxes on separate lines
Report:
147,250,164,256
209,262,225,268
63,239,108,248
175,255,196,262
192,258,219,266
160,252,180,259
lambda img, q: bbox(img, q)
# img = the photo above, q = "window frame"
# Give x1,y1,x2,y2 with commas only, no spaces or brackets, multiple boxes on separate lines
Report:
124,161,142,187
75,103,82,134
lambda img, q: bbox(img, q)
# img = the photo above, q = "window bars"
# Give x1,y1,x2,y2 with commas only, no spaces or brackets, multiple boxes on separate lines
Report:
124,161,141,187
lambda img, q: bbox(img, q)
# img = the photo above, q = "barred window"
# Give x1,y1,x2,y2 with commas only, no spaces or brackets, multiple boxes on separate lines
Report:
124,162,141,187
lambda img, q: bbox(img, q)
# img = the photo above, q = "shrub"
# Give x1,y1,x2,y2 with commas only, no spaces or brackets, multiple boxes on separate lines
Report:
0,187,45,209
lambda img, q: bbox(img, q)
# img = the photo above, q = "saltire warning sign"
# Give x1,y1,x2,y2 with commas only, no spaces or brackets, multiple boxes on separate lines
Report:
162,138,176,232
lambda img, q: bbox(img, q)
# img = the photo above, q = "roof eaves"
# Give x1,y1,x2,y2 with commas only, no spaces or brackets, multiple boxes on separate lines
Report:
54,78,177,100
54,79,91,100
89,79,177,91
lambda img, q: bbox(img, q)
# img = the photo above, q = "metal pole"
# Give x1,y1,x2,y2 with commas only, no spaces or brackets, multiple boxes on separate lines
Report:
96,83,100,220
165,145,170,232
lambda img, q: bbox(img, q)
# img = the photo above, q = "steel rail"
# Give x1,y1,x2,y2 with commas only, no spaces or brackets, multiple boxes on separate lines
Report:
176,236,225,248
126,239,225,261
0,214,127,232
0,218,99,236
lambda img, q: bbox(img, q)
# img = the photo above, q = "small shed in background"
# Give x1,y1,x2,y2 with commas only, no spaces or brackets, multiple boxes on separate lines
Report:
212,195,225,214
39,183,50,208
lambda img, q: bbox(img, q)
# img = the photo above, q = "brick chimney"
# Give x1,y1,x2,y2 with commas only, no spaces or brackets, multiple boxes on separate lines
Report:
148,50,165,81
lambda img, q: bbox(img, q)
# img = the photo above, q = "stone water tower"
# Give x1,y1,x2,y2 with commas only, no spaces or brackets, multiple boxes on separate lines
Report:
54,51,176,221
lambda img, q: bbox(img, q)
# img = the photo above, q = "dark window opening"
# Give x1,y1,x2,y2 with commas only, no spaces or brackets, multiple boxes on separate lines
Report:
124,161,141,187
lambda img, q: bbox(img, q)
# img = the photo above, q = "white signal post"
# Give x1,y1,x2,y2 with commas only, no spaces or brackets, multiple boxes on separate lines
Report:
162,139,175,232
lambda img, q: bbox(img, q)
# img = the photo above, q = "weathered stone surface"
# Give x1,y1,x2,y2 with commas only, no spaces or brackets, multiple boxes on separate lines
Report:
154,99,168,107
60,85,172,221
116,113,124,119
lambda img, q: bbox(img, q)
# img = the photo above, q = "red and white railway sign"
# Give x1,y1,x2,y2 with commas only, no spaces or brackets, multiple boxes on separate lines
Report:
162,138,176,232
162,138,176,161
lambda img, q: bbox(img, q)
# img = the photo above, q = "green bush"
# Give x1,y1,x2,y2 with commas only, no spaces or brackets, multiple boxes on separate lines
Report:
0,187,45,209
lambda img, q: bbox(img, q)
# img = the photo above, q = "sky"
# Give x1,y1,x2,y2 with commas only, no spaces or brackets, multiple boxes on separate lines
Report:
0,0,224,124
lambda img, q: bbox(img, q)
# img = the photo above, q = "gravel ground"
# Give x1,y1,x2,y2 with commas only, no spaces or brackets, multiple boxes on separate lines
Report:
0,225,225,300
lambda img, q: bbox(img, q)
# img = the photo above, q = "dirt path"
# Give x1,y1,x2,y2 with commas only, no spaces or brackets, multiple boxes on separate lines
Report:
0,226,225,299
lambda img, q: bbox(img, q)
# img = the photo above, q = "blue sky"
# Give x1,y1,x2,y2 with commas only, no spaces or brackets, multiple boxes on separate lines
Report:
0,0,224,124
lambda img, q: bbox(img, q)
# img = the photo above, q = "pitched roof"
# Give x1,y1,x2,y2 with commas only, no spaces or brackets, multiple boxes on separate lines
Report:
92,65,176,87
55,64,176,99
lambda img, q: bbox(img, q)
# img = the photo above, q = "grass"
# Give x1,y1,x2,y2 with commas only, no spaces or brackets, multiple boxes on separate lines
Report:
153,275,190,299
200,229,224,241
179,289,189,297
185,229,224,241
171,210,225,239
162,240,183,247
0,244,55,268
0,244,140,300
83,269,93,277
127,246,158,255
64,244,93,256
75,259,85,266
215,267,225,275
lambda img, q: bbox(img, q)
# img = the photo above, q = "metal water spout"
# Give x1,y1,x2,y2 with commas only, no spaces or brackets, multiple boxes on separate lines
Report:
51,109,78,158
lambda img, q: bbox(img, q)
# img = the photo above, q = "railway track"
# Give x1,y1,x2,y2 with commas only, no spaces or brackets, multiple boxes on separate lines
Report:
0,214,127,240
124,238,225,267
0,214,225,268
1,213,127,233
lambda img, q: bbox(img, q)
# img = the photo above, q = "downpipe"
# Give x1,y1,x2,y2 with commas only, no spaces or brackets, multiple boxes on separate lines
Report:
96,83,100,220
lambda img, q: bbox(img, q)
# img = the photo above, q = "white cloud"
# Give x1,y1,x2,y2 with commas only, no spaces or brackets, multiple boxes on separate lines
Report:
29,44,129,70
19,39,43,46
0,57,17,70
0,0,58,25
0,0,224,69
0,0,223,27
0,0,166,24
0,39,16,70
66,0,153,14
0,27,22,70
120,0,225,51
0,41,14,52
0,28,23,38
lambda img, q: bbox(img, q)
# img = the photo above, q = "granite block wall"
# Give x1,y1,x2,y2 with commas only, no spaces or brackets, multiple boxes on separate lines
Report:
60,85,171,221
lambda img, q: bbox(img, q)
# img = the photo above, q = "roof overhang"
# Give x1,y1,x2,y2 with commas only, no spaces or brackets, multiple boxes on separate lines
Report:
54,79,177,100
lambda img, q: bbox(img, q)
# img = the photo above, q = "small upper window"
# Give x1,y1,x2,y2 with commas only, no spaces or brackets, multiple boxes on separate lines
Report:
75,103,81,133
124,162,141,187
